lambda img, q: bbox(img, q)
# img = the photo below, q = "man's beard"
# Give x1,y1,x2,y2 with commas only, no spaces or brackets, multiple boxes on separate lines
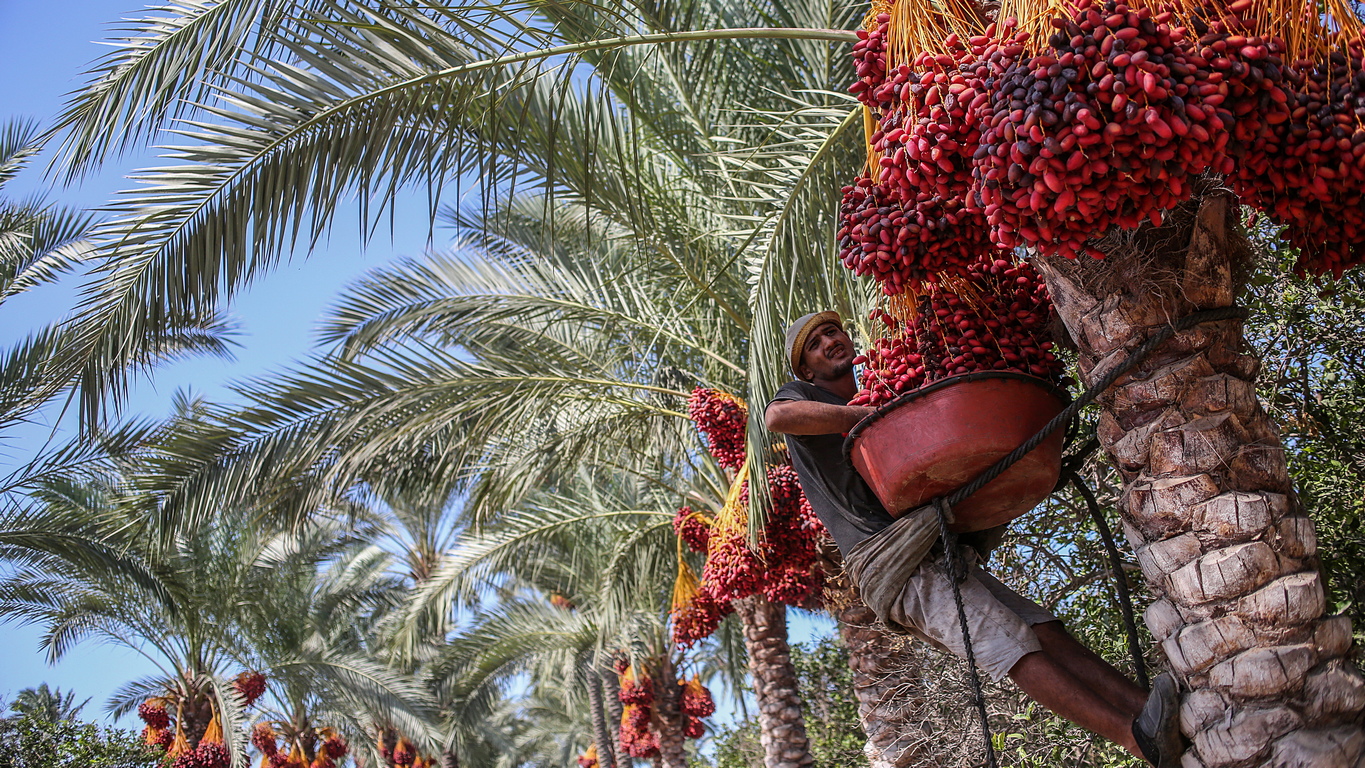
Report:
831,358,855,379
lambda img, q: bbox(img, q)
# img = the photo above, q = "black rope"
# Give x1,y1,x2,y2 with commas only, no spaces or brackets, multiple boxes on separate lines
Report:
847,305,1247,764
1058,436,1101,480
1067,468,1149,690
1047,431,1148,685
934,497,999,768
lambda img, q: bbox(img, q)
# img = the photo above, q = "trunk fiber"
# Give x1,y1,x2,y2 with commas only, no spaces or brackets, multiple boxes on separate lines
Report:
1034,192,1365,768
734,594,816,768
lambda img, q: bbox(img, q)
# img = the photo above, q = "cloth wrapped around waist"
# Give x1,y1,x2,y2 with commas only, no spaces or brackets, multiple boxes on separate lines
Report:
842,506,1005,628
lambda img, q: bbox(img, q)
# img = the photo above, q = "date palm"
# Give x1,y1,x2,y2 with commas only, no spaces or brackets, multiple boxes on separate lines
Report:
232,529,443,765
360,476,579,766
1,489,266,759
1028,193,1365,767
7,685,90,724
146,221,832,767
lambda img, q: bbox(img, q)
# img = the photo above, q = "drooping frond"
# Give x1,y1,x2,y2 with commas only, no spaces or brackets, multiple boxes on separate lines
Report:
50,0,324,179
403,496,670,640
727,96,878,522
0,119,43,185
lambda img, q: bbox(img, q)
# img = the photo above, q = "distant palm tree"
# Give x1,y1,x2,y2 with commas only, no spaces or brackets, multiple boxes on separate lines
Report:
0,414,439,761
7,684,89,723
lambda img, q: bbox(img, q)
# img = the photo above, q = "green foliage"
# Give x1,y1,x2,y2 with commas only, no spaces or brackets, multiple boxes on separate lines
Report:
989,700,1136,768
791,637,868,768
700,636,868,768
1242,230,1365,626
0,691,158,768
707,718,763,768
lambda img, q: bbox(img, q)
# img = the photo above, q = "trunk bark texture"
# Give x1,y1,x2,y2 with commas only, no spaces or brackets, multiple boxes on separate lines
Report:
587,669,618,768
819,543,929,768
652,657,688,768
1034,192,1365,768
734,595,817,768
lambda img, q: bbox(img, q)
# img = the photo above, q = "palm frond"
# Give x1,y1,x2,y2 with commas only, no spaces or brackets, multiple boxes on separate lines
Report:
272,653,440,754
49,0,323,179
0,202,100,298
0,509,164,598
59,0,853,423
0,118,43,185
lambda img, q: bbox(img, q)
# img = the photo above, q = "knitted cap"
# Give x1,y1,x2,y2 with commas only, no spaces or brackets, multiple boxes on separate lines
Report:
784,311,842,378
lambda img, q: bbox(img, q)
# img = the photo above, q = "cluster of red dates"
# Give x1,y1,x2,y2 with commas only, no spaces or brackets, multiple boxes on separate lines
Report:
846,0,1365,278
672,389,827,646
842,0,1365,406
138,672,286,768
610,661,716,759
850,257,1066,407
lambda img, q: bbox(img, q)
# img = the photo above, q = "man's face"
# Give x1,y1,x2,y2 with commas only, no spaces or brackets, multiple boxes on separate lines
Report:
799,322,855,381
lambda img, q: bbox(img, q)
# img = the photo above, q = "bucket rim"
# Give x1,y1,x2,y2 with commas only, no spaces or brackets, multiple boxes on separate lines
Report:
841,370,1073,463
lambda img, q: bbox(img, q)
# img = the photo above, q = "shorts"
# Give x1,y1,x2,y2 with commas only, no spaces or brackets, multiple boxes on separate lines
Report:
844,507,1057,682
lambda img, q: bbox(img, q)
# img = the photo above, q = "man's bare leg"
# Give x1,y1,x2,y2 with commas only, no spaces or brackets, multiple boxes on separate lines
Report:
1008,649,1146,759
1033,621,1148,716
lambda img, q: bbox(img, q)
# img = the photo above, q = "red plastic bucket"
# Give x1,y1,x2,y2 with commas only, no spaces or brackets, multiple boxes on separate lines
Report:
846,372,1068,532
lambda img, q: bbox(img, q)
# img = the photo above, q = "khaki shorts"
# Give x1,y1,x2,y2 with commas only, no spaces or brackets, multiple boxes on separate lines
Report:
845,508,1057,682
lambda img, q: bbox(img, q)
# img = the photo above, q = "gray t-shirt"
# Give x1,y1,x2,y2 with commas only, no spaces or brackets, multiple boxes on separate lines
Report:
767,380,895,555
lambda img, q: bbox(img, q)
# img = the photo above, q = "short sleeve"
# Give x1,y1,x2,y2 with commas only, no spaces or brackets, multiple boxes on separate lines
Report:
767,380,812,408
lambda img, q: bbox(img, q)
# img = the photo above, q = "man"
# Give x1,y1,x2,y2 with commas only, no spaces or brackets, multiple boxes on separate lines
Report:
764,310,1182,767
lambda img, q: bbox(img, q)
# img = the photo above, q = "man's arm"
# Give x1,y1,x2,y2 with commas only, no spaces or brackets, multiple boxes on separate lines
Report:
765,399,874,435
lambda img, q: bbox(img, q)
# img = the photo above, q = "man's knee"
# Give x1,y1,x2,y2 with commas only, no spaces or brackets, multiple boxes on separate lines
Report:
1031,619,1069,643
1007,648,1048,680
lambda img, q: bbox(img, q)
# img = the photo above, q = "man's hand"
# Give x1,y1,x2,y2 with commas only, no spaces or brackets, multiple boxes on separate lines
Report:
765,400,874,436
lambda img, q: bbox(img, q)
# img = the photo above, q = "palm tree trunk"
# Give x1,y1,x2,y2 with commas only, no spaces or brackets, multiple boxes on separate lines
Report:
587,667,618,768
179,693,213,749
1034,191,1365,768
734,595,816,768
819,543,928,768
603,665,626,760
441,747,459,768
652,657,688,768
